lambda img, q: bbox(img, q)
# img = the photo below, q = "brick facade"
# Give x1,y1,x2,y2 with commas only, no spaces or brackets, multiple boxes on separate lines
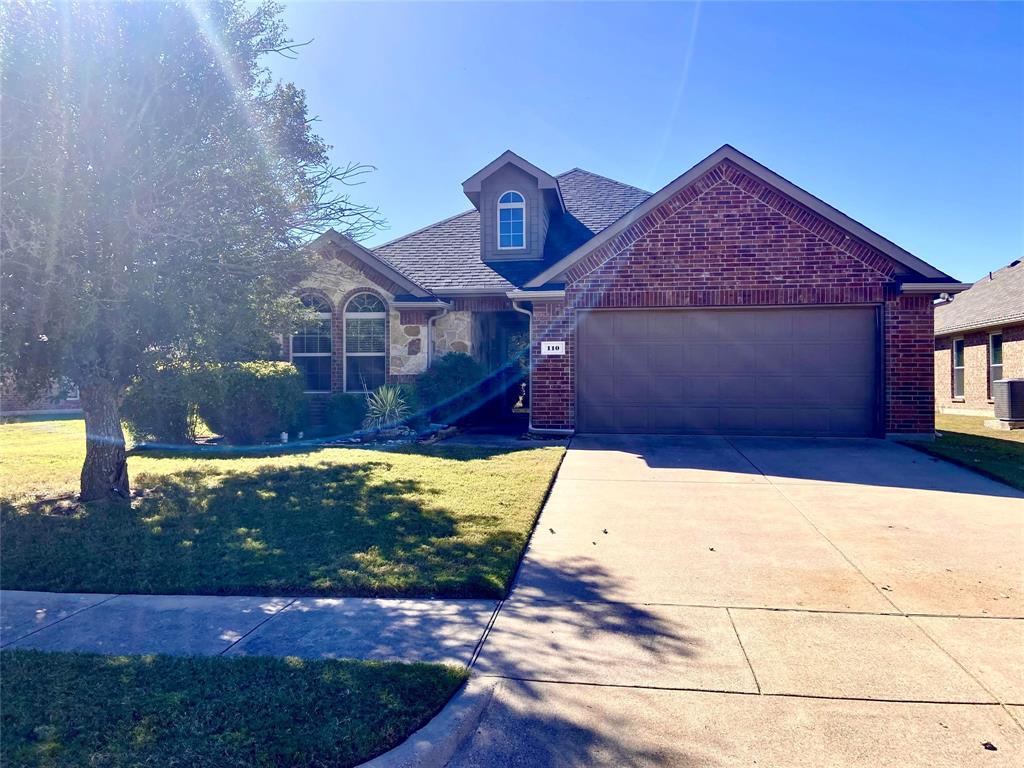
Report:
0,379,81,416
529,159,936,435
934,323,1024,415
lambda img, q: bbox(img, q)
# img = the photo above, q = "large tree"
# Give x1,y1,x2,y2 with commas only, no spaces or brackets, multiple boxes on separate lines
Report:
1,1,381,500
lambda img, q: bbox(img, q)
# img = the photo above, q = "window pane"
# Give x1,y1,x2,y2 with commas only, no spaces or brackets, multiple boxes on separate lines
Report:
345,318,385,353
511,233,524,247
499,208,511,223
347,293,385,313
294,356,331,392
500,233,511,248
346,356,385,392
991,335,1003,365
954,368,964,398
292,319,331,354
300,294,331,313
953,340,964,367
509,208,523,222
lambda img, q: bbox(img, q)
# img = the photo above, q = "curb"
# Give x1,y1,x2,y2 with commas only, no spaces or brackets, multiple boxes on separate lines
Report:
360,675,500,768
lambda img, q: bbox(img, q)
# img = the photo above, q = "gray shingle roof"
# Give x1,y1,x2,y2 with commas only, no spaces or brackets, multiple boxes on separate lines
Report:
373,169,650,293
935,260,1024,335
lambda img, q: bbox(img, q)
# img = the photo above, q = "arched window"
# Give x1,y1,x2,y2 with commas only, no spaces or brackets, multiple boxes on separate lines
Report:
498,191,525,249
291,293,332,393
344,292,387,392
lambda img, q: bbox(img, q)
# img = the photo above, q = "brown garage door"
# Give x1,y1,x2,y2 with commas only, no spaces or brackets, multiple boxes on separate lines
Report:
577,307,879,436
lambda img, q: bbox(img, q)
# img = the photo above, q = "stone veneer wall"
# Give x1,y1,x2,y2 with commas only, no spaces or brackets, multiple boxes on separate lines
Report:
433,310,474,357
298,249,429,392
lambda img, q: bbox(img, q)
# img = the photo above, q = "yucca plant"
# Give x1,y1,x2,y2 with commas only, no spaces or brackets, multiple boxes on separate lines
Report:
363,384,410,431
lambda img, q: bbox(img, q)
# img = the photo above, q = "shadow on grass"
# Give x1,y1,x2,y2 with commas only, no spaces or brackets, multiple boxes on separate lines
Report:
0,452,547,598
0,649,467,768
903,427,1024,492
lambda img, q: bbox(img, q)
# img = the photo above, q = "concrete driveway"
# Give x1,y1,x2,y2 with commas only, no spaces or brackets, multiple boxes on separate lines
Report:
450,435,1024,767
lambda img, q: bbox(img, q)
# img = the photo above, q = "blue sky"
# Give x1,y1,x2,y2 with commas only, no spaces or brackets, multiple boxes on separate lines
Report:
267,1,1023,282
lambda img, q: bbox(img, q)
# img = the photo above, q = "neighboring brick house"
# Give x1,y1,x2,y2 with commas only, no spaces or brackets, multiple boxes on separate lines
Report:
934,260,1024,416
0,378,81,417
293,145,964,438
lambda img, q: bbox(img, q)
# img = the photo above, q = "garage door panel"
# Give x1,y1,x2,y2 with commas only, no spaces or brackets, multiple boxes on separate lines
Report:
830,309,875,339
648,375,686,405
718,375,758,402
756,376,795,403
754,312,795,341
577,307,878,437
685,344,721,373
792,376,837,407
681,376,721,404
654,406,721,433
757,407,796,434
614,312,649,341
648,344,686,373
615,374,652,403
647,312,688,339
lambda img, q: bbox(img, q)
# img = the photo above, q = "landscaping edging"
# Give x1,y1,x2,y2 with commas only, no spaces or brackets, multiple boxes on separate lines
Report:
359,676,500,768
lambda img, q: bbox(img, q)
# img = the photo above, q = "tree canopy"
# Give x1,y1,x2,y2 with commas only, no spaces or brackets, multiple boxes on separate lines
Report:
1,0,380,499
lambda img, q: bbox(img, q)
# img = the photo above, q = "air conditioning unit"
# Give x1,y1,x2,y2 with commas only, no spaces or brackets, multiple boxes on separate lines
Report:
993,379,1024,421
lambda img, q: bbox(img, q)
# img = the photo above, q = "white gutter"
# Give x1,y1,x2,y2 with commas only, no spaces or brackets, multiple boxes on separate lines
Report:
899,283,972,294
392,299,450,309
510,299,575,437
506,289,566,301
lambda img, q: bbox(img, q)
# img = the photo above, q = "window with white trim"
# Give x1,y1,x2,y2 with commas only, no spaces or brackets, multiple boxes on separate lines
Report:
498,191,525,249
989,332,1003,399
291,293,332,393
345,292,386,392
952,338,965,399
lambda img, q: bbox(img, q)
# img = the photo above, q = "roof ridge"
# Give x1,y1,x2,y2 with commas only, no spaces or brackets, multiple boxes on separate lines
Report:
372,208,478,252
556,166,653,196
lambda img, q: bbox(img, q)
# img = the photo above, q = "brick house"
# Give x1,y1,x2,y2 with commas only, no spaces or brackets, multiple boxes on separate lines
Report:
0,379,81,417
934,260,1024,416
289,145,964,438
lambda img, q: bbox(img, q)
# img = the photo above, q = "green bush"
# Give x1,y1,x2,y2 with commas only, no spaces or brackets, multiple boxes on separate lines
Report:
414,353,486,424
122,362,206,444
324,393,368,436
199,362,308,445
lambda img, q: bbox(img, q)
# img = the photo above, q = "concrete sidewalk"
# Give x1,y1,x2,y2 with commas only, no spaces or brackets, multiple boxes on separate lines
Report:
0,590,498,665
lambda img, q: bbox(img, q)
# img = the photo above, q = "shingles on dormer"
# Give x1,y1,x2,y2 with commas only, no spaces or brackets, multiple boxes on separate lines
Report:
372,168,650,293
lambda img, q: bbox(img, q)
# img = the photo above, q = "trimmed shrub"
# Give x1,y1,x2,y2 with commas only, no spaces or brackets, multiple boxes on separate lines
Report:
414,353,486,424
199,362,308,445
363,384,409,431
324,393,368,437
122,362,205,444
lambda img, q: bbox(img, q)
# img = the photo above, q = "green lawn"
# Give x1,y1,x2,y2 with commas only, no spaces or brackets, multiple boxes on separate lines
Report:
903,413,1024,491
0,419,564,597
0,650,467,768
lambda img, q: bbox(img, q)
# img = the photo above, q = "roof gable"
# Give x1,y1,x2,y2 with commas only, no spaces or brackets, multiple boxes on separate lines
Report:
526,145,953,288
307,229,431,297
462,150,564,211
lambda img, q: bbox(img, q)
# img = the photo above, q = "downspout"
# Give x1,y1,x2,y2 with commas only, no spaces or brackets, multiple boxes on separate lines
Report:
426,305,450,367
511,300,575,436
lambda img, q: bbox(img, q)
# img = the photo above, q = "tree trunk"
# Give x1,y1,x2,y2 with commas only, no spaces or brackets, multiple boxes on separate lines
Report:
79,382,130,502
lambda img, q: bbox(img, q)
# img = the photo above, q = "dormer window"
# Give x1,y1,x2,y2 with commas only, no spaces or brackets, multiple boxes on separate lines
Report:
498,191,525,249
